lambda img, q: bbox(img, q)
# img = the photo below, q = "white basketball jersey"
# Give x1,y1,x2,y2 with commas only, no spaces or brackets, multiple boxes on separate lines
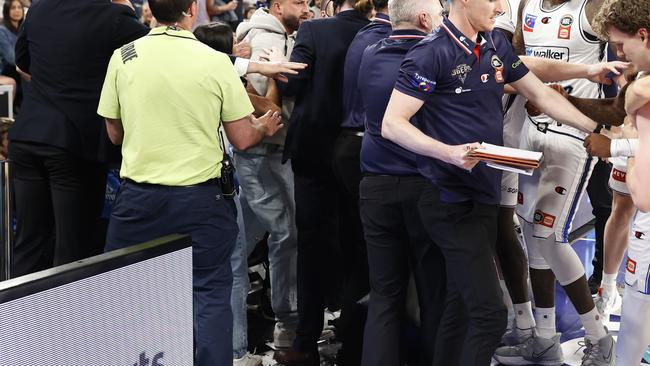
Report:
522,0,602,97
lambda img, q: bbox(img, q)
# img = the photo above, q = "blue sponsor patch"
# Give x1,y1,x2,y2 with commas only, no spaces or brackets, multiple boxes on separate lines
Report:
409,72,436,94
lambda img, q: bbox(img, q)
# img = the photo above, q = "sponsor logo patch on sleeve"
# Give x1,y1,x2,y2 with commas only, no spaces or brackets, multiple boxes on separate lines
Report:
409,72,436,93
627,258,637,274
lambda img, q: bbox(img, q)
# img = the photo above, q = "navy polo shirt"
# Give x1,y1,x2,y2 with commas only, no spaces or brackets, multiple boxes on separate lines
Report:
341,13,392,130
359,29,427,175
395,17,529,204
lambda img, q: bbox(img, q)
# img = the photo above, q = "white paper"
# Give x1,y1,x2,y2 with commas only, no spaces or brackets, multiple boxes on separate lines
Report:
486,161,535,176
479,142,543,162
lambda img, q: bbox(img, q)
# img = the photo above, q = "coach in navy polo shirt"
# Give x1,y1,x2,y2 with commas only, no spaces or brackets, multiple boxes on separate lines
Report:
381,0,602,363
356,0,444,364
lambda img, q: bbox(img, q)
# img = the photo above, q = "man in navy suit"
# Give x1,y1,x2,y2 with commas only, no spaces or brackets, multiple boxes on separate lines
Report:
275,0,370,364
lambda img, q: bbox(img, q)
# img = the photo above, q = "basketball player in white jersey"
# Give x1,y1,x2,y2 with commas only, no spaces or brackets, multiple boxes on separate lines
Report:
592,1,650,362
494,0,615,364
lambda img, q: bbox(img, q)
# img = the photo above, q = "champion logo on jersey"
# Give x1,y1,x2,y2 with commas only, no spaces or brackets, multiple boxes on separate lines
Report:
554,186,567,195
541,17,551,24
627,258,637,274
612,168,626,182
523,14,537,32
635,231,645,239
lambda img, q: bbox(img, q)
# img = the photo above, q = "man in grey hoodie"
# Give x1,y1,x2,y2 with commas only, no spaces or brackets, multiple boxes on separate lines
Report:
231,2,308,365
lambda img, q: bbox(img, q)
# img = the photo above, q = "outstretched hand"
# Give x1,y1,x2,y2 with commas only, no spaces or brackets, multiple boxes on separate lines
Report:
251,110,283,137
586,61,630,85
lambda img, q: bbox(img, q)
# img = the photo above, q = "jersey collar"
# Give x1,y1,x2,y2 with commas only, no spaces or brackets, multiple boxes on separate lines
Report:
372,12,391,25
148,25,198,40
440,17,496,55
388,28,427,39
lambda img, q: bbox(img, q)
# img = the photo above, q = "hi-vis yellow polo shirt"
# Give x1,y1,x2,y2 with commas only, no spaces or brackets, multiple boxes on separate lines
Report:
98,26,254,186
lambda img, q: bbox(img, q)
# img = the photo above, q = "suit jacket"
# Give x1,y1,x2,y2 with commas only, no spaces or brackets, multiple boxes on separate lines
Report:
281,10,370,164
11,0,149,162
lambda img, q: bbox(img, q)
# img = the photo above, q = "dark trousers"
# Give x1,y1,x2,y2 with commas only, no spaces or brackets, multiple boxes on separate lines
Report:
418,184,506,366
359,175,446,366
105,181,238,366
332,131,370,366
292,158,344,356
9,141,106,277
586,159,612,281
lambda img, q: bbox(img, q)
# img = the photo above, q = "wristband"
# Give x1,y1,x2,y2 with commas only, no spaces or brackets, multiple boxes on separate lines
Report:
610,138,639,157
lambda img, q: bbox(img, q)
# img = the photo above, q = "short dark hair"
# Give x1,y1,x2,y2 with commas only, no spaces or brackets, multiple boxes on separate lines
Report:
149,0,195,23
371,0,387,11
194,22,234,54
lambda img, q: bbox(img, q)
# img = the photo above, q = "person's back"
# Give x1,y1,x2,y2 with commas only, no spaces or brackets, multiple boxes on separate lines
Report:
12,0,147,160
282,7,370,163
101,28,239,185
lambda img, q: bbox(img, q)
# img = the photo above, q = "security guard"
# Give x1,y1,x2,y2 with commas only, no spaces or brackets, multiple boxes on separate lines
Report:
97,0,282,365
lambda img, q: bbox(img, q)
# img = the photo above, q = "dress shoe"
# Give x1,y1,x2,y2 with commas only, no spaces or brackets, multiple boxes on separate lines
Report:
273,348,319,366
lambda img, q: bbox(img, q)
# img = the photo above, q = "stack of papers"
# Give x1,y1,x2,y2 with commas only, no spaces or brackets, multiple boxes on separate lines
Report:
468,143,543,175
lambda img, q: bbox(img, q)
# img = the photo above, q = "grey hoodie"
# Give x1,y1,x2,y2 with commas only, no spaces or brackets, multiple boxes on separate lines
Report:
236,8,296,147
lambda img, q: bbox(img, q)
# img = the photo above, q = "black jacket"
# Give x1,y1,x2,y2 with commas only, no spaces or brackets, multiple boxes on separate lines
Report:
281,10,370,164
11,0,149,162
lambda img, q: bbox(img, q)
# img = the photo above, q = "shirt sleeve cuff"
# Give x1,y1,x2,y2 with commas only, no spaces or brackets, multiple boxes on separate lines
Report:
234,58,250,77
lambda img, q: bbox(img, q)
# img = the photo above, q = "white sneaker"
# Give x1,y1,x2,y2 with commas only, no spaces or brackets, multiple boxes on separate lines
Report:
581,333,615,366
501,327,534,346
595,287,622,323
233,353,262,366
493,331,564,365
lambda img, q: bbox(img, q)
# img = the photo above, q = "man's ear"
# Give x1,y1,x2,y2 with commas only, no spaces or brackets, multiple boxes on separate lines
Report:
639,27,649,43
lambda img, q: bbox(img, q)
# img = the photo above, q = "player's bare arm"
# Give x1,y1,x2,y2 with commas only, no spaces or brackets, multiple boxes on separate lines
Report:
511,73,599,132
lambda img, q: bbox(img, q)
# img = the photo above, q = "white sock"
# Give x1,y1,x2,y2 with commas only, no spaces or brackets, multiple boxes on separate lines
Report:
514,301,536,330
617,287,650,365
580,307,607,340
534,307,556,338
601,272,617,296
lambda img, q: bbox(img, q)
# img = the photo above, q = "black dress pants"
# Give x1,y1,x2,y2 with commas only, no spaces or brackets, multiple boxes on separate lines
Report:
291,158,344,356
9,141,107,277
332,131,370,366
418,184,506,366
359,175,446,366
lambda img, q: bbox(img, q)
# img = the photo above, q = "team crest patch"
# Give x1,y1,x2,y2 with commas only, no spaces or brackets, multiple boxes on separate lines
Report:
491,55,504,83
451,64,472,84
558,15,573,39
627,258,637,274
523,14,537,32
534,210,556,228
409,72,436,94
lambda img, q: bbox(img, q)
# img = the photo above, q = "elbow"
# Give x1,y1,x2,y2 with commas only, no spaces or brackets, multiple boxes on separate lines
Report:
381,119,393,140
230,139,254,151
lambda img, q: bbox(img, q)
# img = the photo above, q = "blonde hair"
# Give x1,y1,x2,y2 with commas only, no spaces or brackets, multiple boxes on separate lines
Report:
593,0,650,39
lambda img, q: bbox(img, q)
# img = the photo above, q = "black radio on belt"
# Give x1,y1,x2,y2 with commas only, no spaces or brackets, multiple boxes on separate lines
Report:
219,130,238,199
